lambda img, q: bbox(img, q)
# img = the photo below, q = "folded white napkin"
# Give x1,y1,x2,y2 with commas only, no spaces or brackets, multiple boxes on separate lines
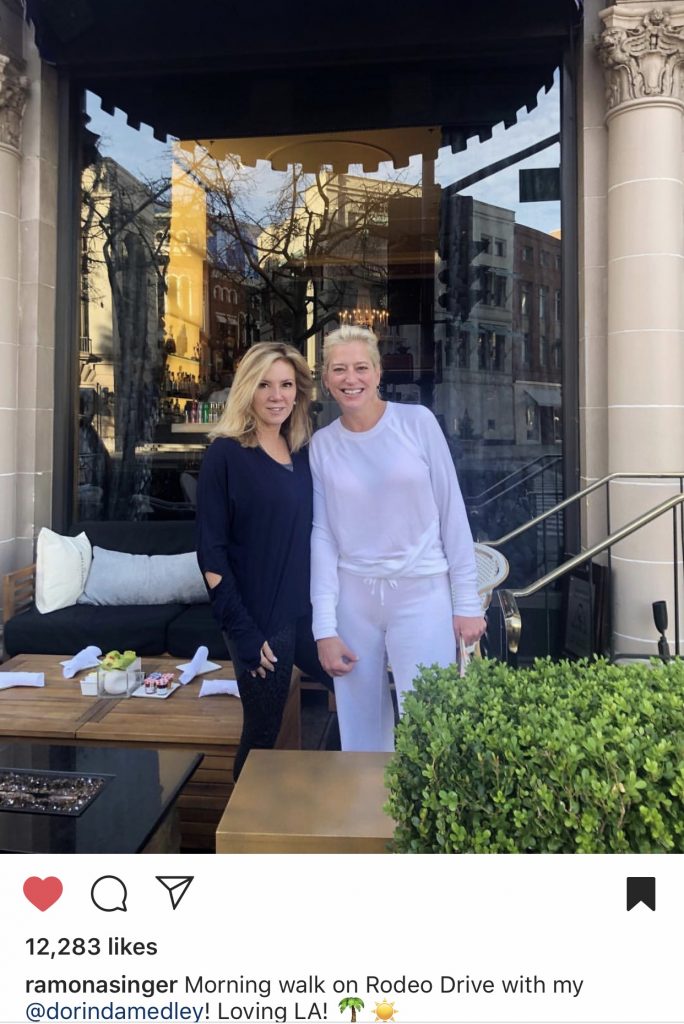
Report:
177,645,221,684
61,645,102,678
198,678,239,698
0,672,45,690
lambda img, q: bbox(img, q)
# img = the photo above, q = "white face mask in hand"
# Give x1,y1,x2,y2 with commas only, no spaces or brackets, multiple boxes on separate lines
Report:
459,634,470,679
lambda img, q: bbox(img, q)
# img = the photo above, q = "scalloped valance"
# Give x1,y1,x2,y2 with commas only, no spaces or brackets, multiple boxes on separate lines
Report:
26,0,580,153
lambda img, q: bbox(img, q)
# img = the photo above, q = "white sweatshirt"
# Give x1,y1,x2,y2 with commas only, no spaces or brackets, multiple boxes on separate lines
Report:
309,402,481,639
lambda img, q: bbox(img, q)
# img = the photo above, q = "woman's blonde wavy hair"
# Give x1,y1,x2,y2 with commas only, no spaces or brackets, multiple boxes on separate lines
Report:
208,342,313,451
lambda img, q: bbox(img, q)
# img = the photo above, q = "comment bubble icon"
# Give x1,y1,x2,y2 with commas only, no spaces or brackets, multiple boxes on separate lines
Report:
91,875,127,912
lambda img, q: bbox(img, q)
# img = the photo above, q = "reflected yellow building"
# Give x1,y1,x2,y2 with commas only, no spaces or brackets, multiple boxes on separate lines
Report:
165,159,207,380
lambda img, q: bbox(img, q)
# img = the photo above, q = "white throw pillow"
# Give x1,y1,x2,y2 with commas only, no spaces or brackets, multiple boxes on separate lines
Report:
78,547,208,606
35,528,93,614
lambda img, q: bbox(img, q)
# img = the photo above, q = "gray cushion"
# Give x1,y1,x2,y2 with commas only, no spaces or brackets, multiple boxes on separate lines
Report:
79,547,207,606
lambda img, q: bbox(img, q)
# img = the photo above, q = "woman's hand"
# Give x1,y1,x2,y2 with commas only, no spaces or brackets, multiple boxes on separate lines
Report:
453,615,487,647
250,640,277,679
205,572,274,680
317,636,358,677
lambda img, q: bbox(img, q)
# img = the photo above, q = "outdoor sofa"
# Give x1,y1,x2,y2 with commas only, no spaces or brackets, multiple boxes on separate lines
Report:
2,520,228,659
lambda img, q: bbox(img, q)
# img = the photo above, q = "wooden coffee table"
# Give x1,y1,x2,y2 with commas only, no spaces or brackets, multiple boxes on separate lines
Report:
215,750,395,853
0,654,301,851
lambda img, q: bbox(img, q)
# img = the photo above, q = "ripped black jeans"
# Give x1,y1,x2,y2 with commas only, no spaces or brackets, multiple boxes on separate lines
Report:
223,617,332,782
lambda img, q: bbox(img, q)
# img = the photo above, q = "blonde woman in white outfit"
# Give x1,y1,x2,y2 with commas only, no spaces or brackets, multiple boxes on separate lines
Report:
310,325,486,752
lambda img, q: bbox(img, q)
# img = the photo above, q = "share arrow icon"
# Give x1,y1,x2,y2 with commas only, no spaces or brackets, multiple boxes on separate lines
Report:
156,876,194,910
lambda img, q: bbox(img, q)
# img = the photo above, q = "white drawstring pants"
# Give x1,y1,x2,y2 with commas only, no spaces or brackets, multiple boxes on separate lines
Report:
334,569,456,751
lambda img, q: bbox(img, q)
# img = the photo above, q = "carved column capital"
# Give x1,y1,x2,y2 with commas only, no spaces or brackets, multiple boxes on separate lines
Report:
597,4,684,112
0,51,29,151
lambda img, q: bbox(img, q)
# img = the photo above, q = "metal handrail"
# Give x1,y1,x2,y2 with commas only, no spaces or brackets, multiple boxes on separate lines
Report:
499,491,684,655
464,453,561,506
486,471,684,548
471,458,561,516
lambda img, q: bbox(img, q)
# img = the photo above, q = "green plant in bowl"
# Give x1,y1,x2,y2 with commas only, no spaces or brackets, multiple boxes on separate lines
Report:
100,649,137,670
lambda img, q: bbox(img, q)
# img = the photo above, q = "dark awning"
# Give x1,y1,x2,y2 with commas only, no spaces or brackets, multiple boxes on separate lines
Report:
26,0,581,147
525,384,563,409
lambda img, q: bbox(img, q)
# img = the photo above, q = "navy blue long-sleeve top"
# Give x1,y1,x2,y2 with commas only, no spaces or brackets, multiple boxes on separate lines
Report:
196,437,314,670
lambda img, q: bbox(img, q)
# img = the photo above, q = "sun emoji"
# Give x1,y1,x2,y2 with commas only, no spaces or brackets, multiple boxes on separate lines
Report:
372,1001,397,1022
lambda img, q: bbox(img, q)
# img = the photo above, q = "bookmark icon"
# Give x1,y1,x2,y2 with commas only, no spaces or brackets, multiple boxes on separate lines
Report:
626,877,656,911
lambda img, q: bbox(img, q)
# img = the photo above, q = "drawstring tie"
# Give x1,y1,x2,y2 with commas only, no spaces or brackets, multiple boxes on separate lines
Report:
363,577,399,606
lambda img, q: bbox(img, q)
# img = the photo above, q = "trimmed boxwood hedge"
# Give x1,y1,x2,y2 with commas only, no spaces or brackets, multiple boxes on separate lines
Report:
385,657,684,852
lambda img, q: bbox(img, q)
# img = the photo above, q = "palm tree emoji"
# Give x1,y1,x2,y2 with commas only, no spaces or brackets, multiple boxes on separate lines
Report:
339,997,365,1022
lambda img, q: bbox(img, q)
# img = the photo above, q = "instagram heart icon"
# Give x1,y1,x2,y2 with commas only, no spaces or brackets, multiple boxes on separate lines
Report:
23,876,63,911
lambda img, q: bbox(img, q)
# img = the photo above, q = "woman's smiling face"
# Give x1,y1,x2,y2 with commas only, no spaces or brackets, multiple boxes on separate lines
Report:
323,342,382,414
251,358,297,431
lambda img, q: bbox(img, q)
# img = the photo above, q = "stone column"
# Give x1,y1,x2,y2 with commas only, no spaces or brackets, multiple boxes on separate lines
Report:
0,34,29,590
579,0,610,552
597,2,684,655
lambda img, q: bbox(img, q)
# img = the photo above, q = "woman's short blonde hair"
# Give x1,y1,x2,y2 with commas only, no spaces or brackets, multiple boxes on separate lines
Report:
322,325,381,371
209,342,313,451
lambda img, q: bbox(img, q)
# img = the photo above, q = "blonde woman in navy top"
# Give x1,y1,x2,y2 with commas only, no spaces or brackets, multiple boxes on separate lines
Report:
197,342,331,780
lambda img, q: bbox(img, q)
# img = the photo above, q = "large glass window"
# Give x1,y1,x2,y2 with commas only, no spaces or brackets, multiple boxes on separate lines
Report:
77,76,565,609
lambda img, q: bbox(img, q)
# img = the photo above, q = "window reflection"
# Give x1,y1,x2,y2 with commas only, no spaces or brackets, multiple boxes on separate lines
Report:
78,93,564,588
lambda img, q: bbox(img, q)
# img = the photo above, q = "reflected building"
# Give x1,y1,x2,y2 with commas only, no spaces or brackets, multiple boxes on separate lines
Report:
255,172,420,367
434,198,516,452
206,217,261,385
431,197,562,578
512,225,562,450
79,157,166,518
